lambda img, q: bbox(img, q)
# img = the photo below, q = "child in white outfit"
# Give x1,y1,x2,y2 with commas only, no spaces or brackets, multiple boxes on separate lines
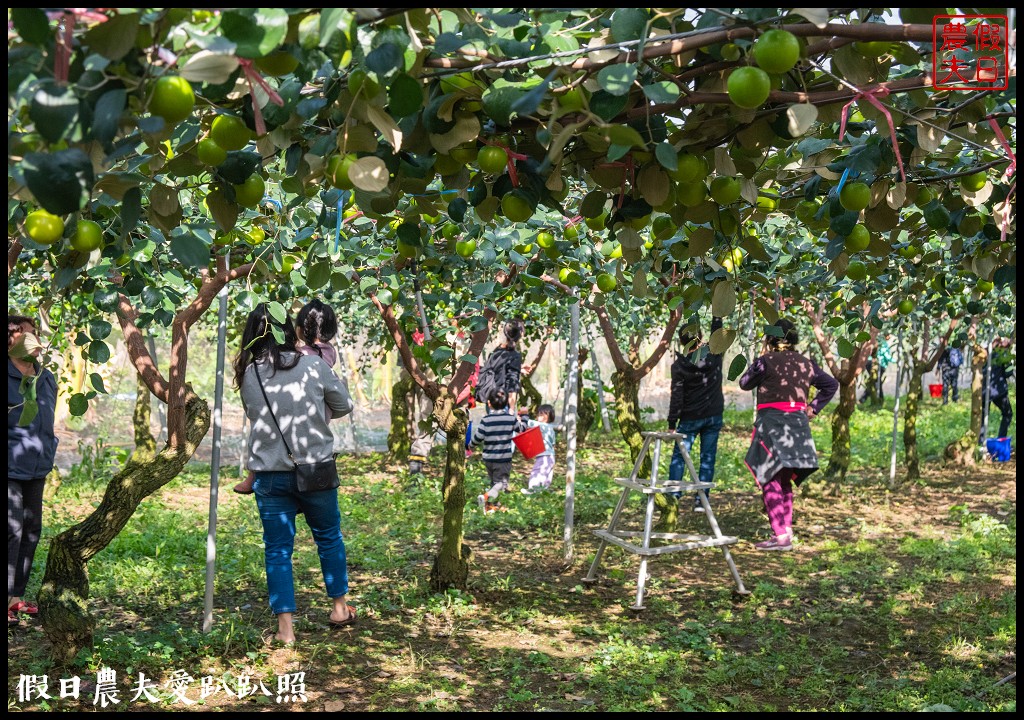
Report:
520,404,560,495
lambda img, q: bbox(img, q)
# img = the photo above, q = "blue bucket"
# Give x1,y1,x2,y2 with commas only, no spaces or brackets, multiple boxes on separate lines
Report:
986,437,1012,462
465,421,473,449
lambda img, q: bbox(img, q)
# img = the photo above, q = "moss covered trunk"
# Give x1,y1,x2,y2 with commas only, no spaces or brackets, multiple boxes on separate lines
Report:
862,360,880,407
903,361,925,481
387,372,413,462
824,381,857,482
945,342,986,465
429,391,472,592
520,373,542,418
611,370,676,529
39,390,210,663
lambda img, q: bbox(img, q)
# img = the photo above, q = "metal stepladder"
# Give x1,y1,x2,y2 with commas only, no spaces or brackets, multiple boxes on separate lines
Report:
583,431,749,609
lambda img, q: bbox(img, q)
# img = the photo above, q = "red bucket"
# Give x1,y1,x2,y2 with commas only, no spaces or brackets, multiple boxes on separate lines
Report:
513,426,545,459
928,384,943,398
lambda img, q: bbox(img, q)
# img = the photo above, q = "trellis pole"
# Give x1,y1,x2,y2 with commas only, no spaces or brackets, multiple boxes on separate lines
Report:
563,299,580,564
203,286,228,632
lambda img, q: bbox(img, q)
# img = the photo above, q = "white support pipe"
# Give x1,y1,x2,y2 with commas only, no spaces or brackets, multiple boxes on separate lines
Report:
888,328,904,490
203,286,228,633
563,300,580,565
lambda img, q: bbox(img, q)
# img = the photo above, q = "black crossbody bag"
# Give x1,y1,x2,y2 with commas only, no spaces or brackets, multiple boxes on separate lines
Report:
253,362,340,492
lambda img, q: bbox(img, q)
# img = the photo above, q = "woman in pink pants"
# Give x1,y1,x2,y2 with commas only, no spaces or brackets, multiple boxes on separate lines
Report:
739,319,838,551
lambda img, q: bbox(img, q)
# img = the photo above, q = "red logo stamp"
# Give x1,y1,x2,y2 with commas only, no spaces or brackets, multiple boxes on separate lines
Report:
932,15,1009,90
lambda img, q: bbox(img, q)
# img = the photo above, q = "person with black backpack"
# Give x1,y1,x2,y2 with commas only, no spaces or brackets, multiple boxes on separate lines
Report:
938,344,963,404
475,319,524,412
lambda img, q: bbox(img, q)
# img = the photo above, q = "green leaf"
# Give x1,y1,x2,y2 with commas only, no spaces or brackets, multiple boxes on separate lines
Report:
727,354,747,382
589,90,629,123
510,71,556,116
121,186,142,237
89,373,107,393
712,279,737,317
218,150,262,186
23,149,95,215
607,143,631,162
655,142,678,172
610,8,649,42
643,81,680,104
388,73,424,118
29,82,80,144
88,319,112,341
604,125,647,150
319,8,352,49
837,337,856,359
597,64,638,97
709,327,737,354
220,8,289,59
170,233,211,269
83,12,140,61
92,88,127,150
431,346,454,363
482,85,528,127
366,43,404,77
448,198,468,222
267,301,287,324
68,393,89,417
376,288,393,305
206,188,240,233
307,261,330,291
581,191,607,219
88,341,111,364
11,8,50,44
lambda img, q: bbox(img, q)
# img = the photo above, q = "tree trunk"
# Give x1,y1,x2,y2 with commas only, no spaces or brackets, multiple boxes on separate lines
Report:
520,372,542,418
387,372,413,462
824,380,857,482
863,360,880,407
945,341,986,464
429,391,472,592
611,370,677,529
903,360,925,481
576,367,596,446
39,390,210,663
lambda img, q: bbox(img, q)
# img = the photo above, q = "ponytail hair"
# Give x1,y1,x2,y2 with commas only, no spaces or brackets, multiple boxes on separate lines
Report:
297,299,338,345
767,318,800,351
503,319,524,346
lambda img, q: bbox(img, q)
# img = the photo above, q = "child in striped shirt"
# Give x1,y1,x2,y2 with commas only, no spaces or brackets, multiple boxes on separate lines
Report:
471,389,522,513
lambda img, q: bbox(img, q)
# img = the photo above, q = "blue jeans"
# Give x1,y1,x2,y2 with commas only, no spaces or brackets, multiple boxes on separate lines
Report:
253,471,349,615
668,416,724,493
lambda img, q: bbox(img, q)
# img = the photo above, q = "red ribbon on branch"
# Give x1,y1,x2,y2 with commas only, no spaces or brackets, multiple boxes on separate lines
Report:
838,87,906,182
237,58,285,137
987,116,1016,180
482,139,529,187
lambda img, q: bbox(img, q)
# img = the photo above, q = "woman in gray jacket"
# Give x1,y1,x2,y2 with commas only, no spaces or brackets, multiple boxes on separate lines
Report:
234,304,355,644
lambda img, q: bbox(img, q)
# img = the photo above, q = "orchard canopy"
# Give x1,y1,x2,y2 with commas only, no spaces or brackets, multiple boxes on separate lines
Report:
7,7,1016,410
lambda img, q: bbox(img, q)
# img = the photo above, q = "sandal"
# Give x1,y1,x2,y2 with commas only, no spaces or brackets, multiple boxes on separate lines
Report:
328,605,357,628
8,609,19,627
9,600,38,615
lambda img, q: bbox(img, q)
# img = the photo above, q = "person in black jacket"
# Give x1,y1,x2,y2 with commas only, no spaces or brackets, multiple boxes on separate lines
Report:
667,316,724,512
476,320,524,412
8,314,58,626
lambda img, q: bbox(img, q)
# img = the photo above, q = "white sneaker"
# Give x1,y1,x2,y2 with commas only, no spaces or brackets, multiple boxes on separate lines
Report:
476,494,486,507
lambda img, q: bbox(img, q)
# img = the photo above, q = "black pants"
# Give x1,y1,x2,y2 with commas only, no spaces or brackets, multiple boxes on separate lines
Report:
990,393,1013,438
941,368,959,404
8,478,45,598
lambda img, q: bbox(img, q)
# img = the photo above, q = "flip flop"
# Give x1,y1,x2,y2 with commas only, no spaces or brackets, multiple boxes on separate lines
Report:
9,600,38,615
328,605,357,628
